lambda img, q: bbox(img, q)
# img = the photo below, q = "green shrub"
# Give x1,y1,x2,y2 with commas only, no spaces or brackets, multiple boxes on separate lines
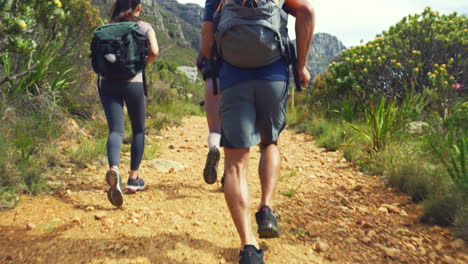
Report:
421,189,463,226
326,8,466,103
454,209,468,240
349,97,401,151
304,115,352,151
386,159,443,202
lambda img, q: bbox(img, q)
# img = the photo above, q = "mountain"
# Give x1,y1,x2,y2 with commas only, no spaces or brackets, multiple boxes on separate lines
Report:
306,33,346,78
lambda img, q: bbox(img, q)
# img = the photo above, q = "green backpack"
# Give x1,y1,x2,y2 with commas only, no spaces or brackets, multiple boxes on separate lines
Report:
90,21,148,82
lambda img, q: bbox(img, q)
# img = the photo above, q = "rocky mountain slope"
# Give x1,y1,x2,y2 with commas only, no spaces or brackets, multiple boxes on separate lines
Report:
306,33,347,78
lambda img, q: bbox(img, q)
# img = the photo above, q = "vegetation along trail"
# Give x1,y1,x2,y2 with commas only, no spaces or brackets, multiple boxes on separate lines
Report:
0,116,466,264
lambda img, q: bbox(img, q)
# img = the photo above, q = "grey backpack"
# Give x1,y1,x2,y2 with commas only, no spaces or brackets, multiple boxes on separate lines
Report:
213,0,290,69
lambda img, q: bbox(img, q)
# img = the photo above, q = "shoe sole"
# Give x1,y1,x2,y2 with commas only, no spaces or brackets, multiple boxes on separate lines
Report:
258,223,280,238
126,185,145,192
106,170,123,207
203,147,220,184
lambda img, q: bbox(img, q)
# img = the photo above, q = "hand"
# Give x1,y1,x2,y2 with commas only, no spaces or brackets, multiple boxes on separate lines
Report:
299,67,311,87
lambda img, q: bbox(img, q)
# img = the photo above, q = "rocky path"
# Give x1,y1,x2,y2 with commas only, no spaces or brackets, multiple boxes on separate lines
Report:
0,116,466,264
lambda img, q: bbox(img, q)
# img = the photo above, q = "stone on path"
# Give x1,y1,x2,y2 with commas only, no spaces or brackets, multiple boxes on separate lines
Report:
26,223,36,230
147,159,185,172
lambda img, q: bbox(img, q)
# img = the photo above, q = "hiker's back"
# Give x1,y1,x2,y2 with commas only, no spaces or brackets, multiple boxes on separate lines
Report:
214,0,288,69
91,20,151,83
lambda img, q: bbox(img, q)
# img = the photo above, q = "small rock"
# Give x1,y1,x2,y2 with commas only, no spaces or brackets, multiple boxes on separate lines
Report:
399,210,408,216
361,237,372,244
71,216,81,224
406,121,429,135
315,241,330,252
381,246,401,258
147,159,184,172
430,225,444,233
362,221,375,229
135,256,150,264
219,258,226,264
104,219,114,226
428,252,438,261
382,204,401,214
66,189,72,195
442,255,457,264
405,243,416,251
377,206,389,214
346,237,358,244
450,238,465,249
85,206,95,211
94,212,107,220
26,223,36,230
419,246,427,255
168,145,175,149
353,184,364,191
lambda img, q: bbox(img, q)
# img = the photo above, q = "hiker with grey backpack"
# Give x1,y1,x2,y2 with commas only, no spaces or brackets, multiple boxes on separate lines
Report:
90,0,159,207
201,0,315,262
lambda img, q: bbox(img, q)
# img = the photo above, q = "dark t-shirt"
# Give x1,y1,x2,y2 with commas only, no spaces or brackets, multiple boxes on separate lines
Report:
203,0,289,90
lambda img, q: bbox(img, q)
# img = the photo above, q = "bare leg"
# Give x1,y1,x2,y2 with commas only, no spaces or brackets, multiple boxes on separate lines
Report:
258,140,281,211
205,78,221,148
129,170,138,179
224,147,259,249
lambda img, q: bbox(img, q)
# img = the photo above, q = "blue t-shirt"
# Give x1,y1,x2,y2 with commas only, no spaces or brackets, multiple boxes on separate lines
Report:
203,0,289,90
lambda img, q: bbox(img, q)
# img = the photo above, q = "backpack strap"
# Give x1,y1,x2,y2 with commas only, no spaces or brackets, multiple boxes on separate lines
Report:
210,42,220,96
143,68,147,97
97,74,101,90
287,41,302,92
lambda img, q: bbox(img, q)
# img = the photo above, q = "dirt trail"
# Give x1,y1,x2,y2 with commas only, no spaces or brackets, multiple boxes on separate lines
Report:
0,116,466,264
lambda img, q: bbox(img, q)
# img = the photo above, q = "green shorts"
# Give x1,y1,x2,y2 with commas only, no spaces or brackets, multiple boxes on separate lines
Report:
219,80,289,148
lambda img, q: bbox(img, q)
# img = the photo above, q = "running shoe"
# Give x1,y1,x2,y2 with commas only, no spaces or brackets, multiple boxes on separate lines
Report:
203,146,220,184
106,168,123,207
239,245,265,264
255,205,280,238
126,176,145,192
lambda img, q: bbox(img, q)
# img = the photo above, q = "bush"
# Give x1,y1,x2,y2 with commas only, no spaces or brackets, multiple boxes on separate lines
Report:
302,114,353,151
421,190,464,226
326,8,466,104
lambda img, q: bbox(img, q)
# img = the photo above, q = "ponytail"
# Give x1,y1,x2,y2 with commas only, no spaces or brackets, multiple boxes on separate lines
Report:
110,0,142,22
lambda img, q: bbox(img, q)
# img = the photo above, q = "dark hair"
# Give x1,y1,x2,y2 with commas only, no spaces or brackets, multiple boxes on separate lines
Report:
110,0,142,22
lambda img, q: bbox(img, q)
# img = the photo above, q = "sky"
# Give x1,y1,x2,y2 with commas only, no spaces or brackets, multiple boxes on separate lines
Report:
176,0,468,47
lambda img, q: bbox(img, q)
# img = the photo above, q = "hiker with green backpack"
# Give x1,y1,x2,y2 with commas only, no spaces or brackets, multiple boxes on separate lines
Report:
201,0,315,262
90,0,159,207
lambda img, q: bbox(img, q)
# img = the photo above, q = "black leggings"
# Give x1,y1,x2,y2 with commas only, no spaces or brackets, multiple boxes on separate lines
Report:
99,80,146,171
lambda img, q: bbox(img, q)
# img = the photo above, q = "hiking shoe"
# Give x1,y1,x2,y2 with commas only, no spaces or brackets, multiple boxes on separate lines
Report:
203,146,220,184
255,205,280,238
239,245,265,264
126,176,145,192
106,168,123,207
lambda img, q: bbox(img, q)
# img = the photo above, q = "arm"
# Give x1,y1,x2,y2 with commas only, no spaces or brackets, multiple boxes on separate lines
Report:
200,0,219,58
201,21,215,58
284,0,315,86
146,29,159,65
